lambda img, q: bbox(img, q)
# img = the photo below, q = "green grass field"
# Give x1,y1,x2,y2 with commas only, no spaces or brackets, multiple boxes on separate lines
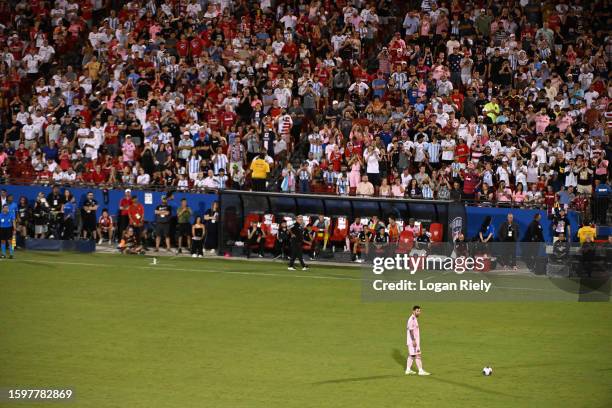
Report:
1,252,611,408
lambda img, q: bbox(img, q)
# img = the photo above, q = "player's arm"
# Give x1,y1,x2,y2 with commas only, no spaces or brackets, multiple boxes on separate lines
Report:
408,328,417,346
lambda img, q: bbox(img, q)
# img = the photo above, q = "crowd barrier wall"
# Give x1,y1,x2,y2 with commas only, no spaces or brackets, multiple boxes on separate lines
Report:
1,185,218,222
1,185,580,243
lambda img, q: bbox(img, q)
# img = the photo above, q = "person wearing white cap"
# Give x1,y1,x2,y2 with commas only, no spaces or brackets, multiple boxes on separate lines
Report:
118,189,132,238
178,131,194,160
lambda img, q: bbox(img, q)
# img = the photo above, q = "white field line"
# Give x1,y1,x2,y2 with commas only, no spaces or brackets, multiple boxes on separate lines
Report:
13,258,366,282
7,256,566,293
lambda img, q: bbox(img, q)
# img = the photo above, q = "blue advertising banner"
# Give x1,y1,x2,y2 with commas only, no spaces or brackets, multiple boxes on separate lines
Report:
466,206,581,243
1,185,218,223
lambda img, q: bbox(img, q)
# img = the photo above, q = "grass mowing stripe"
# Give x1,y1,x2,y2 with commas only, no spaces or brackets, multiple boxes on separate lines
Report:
13,257,366,281
13,255,564,294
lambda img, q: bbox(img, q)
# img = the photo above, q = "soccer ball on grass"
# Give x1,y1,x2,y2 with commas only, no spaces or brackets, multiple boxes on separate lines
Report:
482,366,493,376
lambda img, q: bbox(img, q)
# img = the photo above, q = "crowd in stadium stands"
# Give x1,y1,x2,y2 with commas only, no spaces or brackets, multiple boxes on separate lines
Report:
0,0,610,225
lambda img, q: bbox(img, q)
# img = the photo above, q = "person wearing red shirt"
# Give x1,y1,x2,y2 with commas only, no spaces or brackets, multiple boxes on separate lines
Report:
104,120,119,155
207,107,221,131
176,35,189,59
450,89,464,112
329,148,343,172
90,165,107,184
454,138,470,166
544,186,556,214
128,195,145,242
118,189,132,237
200,29,212,48
268,58,282,79
462,167,481,200
15,143,30,163
80,0,93,24
547,11,561,32
220,105,237,130
189,36,203,58
282,39,298,61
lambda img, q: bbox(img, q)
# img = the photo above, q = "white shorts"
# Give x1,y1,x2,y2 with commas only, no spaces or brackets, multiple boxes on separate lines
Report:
408,342,421,356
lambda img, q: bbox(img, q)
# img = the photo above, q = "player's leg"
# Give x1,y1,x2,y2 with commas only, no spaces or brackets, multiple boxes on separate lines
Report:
8,232,14,258
415,351,430,375
165,231,171,250
298,248,307,269
288,246,297,269
405,352,416,374
155,226,161,251
1,238,6,258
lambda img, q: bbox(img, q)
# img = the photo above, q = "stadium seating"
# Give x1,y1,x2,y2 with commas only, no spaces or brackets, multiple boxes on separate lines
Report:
429,223,444,242
397,230,415,254
240,213,261,238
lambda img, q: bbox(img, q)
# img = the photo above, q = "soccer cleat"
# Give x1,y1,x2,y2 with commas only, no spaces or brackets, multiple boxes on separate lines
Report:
0,255,5,259
98,239,103,245
192,254,197,258
302,267,309,271
288,267,296,271
198,255,203,258
405,369,417,375
258,254,264,258
418,370,431,376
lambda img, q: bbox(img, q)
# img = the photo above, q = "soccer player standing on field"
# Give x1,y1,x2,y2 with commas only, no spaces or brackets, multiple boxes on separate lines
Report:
0,203,16,259
406,305,430,375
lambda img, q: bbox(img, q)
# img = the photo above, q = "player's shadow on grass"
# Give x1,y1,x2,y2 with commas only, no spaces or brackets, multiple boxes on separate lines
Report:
391,349,517,398
313,374,398,385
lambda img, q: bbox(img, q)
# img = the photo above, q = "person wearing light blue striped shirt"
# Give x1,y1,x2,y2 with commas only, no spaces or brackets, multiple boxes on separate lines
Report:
188,151,201,180
336,172,349,196
212,147,228,175
426,136,441,168
421,179,434,199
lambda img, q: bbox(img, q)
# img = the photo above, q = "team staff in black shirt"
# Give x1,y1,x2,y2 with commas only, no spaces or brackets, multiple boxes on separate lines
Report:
154,196,172,252
81,191,99,241
273,220,290,260
288,215,308,271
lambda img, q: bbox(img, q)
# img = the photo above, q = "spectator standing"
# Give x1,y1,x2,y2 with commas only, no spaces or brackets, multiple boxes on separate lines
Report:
249,152,270,192
498,213,519,269
191,217,205,258
118,189,132,237
81,191,99,241
176,199,193,254
128,196,145,244
154,196,172,252
203,201,220,254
